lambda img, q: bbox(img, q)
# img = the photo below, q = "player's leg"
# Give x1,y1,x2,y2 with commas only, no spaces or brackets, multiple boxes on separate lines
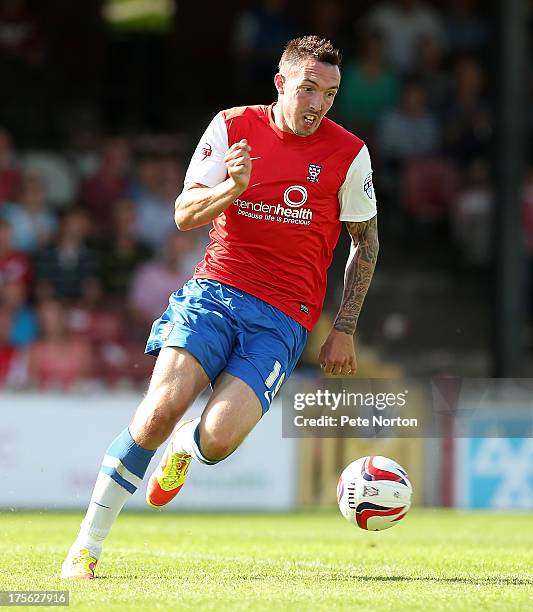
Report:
146,372,262,507
61,347,208,579
129,347,209,448
197,372,262,460
62,280,235,577
146,290,309,507
192,298,309,462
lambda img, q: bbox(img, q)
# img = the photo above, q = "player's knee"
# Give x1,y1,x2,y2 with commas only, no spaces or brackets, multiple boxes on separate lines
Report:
145,382,186,421
142,407,176,440
136,387,183,440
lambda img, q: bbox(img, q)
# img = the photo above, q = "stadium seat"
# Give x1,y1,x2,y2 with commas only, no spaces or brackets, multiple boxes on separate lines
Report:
403,158,460,221
23,152,78,208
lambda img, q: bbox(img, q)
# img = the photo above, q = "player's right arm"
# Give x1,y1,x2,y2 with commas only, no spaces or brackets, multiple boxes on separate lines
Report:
175,111,252,231
175,139,251,230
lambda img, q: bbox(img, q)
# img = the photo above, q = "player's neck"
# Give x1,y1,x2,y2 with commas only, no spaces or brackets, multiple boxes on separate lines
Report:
272,103,293,135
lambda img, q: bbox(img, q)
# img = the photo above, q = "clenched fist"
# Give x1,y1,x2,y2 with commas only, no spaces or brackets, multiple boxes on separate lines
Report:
225,139,252,193
318,329,357,376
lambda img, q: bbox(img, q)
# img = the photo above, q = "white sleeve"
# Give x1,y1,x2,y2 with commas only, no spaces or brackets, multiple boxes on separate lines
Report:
338,145,377,222
183,112,229,188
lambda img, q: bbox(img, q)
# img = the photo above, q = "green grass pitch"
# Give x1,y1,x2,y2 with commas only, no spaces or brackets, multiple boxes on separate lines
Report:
0,510,532,611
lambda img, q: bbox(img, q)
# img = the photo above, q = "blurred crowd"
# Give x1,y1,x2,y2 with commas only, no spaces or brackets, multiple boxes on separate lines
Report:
0,131,208,389
1,0,532,388
332,4,496,268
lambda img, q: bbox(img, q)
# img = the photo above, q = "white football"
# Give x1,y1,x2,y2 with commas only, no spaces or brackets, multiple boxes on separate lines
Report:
337,456,412,531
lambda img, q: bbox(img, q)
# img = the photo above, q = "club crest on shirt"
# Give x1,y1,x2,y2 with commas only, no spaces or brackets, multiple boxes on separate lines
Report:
201,143,212,161
307,163,322,183
364,173,374,200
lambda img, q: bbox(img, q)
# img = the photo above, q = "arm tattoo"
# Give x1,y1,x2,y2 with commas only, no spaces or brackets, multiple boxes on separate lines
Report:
334,216,379,335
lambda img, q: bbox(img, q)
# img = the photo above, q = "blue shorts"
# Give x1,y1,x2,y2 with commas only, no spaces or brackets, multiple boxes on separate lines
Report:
145,279,308,414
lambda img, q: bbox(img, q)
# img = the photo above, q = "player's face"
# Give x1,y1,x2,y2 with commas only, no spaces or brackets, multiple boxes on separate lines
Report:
276,58,340,137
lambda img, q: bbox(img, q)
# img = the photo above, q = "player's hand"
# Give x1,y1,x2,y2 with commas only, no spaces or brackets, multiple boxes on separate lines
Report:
225,139,252,193
318,329,357,376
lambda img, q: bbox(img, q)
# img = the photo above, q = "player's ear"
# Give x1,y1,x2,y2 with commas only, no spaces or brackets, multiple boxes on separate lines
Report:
274,73,285,95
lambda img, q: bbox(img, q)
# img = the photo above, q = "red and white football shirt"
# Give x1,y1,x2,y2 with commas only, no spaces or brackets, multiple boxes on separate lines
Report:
183,104,377,331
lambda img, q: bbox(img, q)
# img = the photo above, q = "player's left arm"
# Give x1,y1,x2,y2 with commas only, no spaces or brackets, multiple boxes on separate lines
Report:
335,216,379,334
319,216,379,376
319,143,378,376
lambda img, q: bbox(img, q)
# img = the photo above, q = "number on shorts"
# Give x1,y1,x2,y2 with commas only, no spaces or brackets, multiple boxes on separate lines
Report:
265,360,286,401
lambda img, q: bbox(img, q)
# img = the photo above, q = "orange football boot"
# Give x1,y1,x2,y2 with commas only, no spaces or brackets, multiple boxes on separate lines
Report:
146,421,193,508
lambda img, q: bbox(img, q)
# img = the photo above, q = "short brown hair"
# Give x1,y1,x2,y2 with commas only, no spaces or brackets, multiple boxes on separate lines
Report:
279,35,341,73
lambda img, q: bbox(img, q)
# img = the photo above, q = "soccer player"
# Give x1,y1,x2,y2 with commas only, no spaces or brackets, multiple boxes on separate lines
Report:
61,35,379,579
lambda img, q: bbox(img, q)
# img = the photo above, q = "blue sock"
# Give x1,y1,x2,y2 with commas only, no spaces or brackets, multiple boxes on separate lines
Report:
193,423,219,465
77,428,156,552
100,428,156,493
171,417,219,465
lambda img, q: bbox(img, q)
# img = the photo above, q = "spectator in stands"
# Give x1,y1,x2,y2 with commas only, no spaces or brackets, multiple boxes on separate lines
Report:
1,279,37,347
441,56,491,165
365,0,445,74
28,299,93,391
128,231,196,333
413,35,451,113
452,158,492,266
132,157,184,253
66,294,124,345
0,218,31,289
0,305,19,386
80,138,130,231
232,0,296,99
0,127,21,204
306,0,346,48
129,154,159,200
377,79,439,164
402,156,459,223
0,217,35,350
97,198,152,299
33,207,99,302
335,30,400,139
444,0,488,53
1,170,56,252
